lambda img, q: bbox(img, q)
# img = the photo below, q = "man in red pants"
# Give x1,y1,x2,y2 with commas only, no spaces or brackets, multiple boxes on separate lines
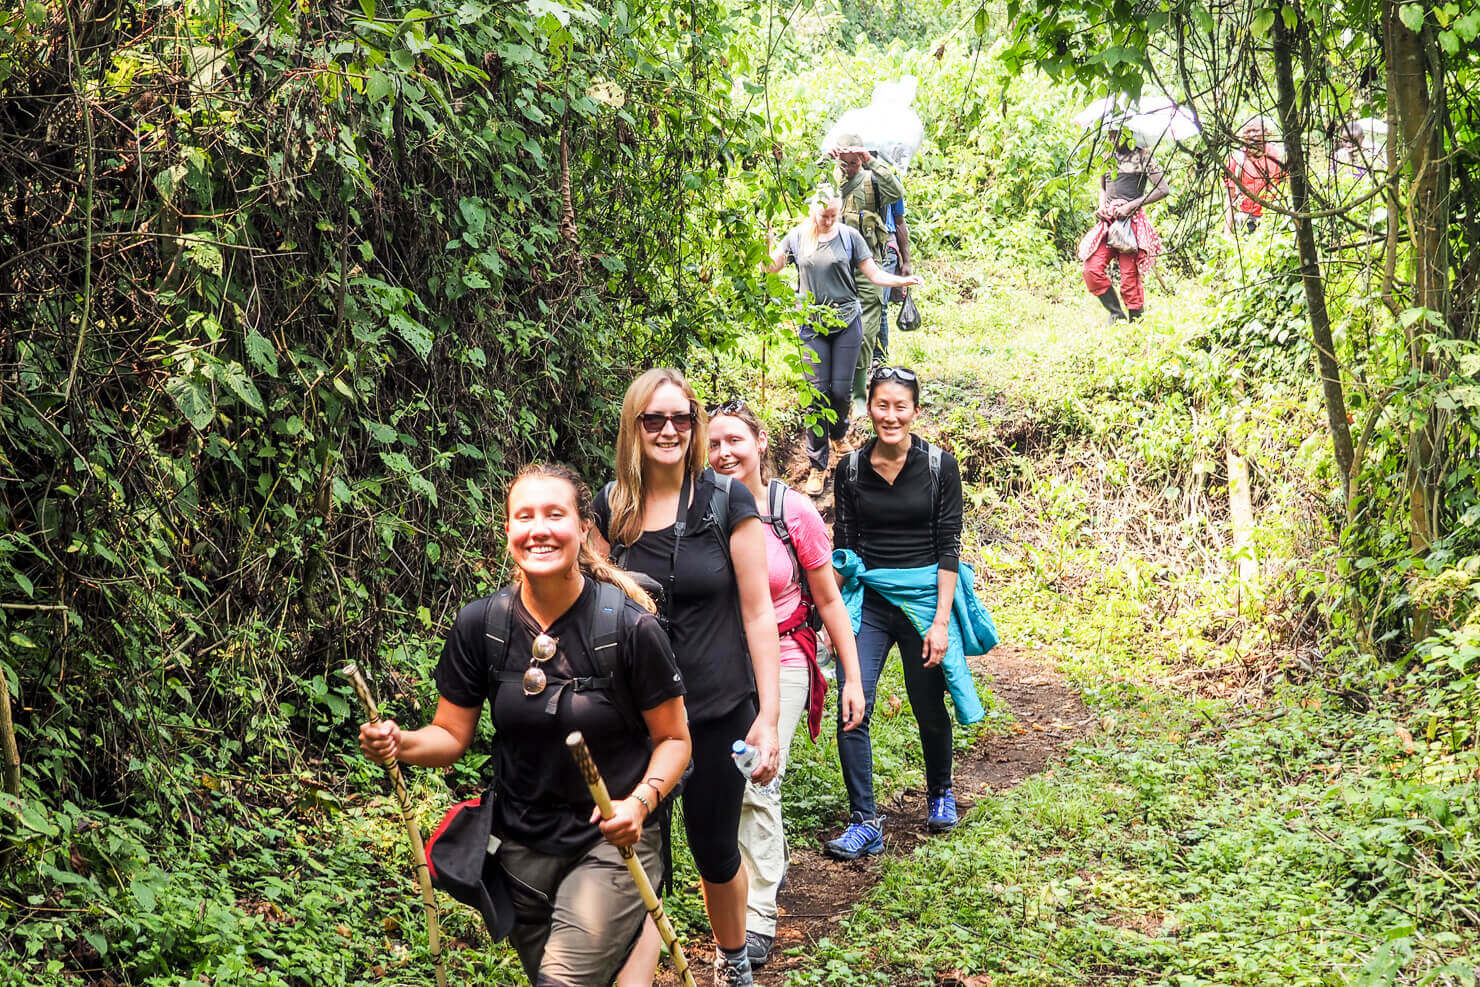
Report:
1079,127,1170,322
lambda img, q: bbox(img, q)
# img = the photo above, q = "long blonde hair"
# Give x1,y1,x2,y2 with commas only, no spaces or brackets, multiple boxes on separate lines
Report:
608,368,709,549
507,463,656,613
800,185,843,254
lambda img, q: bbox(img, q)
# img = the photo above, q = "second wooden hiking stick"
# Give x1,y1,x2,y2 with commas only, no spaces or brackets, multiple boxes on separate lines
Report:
342,663,448,987
565,730,697,987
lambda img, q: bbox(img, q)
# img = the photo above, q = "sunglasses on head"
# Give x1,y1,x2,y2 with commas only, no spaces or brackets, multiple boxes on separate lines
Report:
870,366,918,385
705,399,748,417
638,411,697,434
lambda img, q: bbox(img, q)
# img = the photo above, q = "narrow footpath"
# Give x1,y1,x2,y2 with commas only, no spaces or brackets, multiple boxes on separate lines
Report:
659,647,1094,985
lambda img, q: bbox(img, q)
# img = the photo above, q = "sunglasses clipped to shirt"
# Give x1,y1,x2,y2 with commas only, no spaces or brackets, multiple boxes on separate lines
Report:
870,366,918,385
638,410,698,434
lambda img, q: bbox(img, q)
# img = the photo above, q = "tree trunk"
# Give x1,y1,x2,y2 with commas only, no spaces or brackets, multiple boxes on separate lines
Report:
0,664,19,797
1272,13,1355,503
1385,1,1449,562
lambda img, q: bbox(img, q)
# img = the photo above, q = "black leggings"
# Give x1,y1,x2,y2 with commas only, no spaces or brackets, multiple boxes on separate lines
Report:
682,700,756,884
800,315,864,471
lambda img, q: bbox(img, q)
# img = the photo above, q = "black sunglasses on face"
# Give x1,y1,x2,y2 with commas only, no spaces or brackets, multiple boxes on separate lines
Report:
639,411,697,434
870,366,918,385
705,399,747,417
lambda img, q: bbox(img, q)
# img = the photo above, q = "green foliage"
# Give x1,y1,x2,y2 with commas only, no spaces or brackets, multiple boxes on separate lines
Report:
0,0,804,979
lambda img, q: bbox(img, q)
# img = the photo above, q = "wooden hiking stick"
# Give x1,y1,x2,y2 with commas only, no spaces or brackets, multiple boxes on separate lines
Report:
565,731,697,987
342,664,448,987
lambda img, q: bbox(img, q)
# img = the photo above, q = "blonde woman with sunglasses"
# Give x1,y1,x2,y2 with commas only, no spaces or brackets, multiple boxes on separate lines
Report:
592,368,781,987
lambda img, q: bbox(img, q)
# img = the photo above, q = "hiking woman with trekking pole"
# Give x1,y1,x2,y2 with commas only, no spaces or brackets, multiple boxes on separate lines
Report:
824,367,995,860
761,186,923,497
591,368,782,987
357,463,691,985
705,399,866,968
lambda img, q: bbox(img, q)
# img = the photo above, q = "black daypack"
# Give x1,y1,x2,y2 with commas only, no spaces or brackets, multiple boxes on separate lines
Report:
844,442,944,551
481,579,639,730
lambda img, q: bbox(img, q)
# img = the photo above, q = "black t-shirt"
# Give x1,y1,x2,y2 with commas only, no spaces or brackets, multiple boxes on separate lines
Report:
593,470,759,724
833,435,963,573
433,578,684,856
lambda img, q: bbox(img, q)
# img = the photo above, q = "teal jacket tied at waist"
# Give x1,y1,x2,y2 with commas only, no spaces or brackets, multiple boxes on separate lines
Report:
832,549,998,726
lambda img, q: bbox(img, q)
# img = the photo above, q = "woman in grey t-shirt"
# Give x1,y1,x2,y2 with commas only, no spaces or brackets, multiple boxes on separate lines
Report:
763,186,922,496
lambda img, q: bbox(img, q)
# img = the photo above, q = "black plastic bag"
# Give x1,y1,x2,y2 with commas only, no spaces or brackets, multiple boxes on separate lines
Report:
896,293,921,333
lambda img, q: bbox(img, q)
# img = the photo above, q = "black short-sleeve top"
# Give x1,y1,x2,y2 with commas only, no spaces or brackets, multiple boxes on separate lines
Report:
433,577,684,856
593,469,759,724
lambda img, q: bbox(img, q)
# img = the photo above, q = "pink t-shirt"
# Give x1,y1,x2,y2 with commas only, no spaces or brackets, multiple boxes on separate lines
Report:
761,484,833,668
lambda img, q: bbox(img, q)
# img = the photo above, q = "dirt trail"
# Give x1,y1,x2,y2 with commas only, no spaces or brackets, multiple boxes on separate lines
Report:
658,645,1094,985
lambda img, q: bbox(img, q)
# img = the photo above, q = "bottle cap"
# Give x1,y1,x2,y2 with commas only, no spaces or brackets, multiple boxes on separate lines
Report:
731,740,748,755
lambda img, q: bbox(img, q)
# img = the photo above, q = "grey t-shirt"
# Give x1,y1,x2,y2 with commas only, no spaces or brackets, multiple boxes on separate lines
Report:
783,224,871,324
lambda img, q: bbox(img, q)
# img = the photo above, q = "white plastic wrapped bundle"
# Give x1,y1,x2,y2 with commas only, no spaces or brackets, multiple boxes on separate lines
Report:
821,76,925,172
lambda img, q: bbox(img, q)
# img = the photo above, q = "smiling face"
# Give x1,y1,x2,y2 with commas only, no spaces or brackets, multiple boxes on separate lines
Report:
868,380,919,444
707,414,766,485
506,474,587,582
639,382,694,470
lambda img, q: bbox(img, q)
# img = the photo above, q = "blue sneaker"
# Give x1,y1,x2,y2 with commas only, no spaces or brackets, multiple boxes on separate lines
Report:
927,790,958,832
824,812,884,860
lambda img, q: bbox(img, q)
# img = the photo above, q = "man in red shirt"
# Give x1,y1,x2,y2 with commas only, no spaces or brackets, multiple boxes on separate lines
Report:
1224,118,1287,232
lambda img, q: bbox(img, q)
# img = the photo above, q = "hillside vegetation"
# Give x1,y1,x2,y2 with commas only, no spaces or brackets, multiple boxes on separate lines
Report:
4,1,1480,984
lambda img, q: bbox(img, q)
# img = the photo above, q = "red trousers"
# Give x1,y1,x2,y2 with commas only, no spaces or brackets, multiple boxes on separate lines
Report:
1082,241,1144,309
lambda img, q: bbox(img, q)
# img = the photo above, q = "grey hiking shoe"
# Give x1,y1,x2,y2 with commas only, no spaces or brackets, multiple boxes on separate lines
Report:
714,946,754,986
746,930,774,968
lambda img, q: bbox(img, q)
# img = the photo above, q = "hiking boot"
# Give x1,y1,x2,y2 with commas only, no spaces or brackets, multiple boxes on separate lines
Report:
714,946,754,986
803,469,826,496
1127,307,1144,321
1095,288,1126,323
745,931,774,968
824,812,884,860
927,789,958,833
830,437,850,458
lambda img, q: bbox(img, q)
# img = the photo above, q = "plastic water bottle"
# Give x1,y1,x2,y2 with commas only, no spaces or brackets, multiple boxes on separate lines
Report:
731,740,780,796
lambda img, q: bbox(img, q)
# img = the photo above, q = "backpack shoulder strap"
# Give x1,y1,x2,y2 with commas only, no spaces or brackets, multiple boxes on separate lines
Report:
847,449,861,486
588,580,625,675
767,479,802,585
483,585,518,690
766,479,791,542
704,469,732,531
600,480,627,564
926,442,943,552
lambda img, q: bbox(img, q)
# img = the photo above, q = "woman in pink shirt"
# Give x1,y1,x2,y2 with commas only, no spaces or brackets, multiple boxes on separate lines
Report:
707,400,865,969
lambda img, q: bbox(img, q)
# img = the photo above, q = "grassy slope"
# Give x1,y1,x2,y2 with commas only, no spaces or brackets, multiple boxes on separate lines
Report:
776,261,1480,985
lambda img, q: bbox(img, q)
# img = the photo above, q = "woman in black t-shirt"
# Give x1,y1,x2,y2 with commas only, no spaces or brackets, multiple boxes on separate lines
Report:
359,464,690,985
825,367,965,862
591,368,781,987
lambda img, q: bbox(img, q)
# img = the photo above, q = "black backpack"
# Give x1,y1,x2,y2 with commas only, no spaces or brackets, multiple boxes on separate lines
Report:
844,442,944,549
481,579,640,730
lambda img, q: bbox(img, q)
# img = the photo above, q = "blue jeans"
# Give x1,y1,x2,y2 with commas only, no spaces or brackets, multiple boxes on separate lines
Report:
837,588,954,820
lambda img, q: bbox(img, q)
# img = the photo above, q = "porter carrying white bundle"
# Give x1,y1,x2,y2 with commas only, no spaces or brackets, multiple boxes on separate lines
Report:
821,76,925,172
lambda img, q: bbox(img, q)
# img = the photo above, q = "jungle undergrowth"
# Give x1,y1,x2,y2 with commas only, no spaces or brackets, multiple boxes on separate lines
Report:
771,263,1480,985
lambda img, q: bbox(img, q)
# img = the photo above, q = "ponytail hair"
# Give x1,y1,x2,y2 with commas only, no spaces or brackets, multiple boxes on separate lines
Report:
507,463,657,614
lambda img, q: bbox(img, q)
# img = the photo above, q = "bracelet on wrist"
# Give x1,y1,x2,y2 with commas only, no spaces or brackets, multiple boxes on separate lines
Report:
631,788,653,815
